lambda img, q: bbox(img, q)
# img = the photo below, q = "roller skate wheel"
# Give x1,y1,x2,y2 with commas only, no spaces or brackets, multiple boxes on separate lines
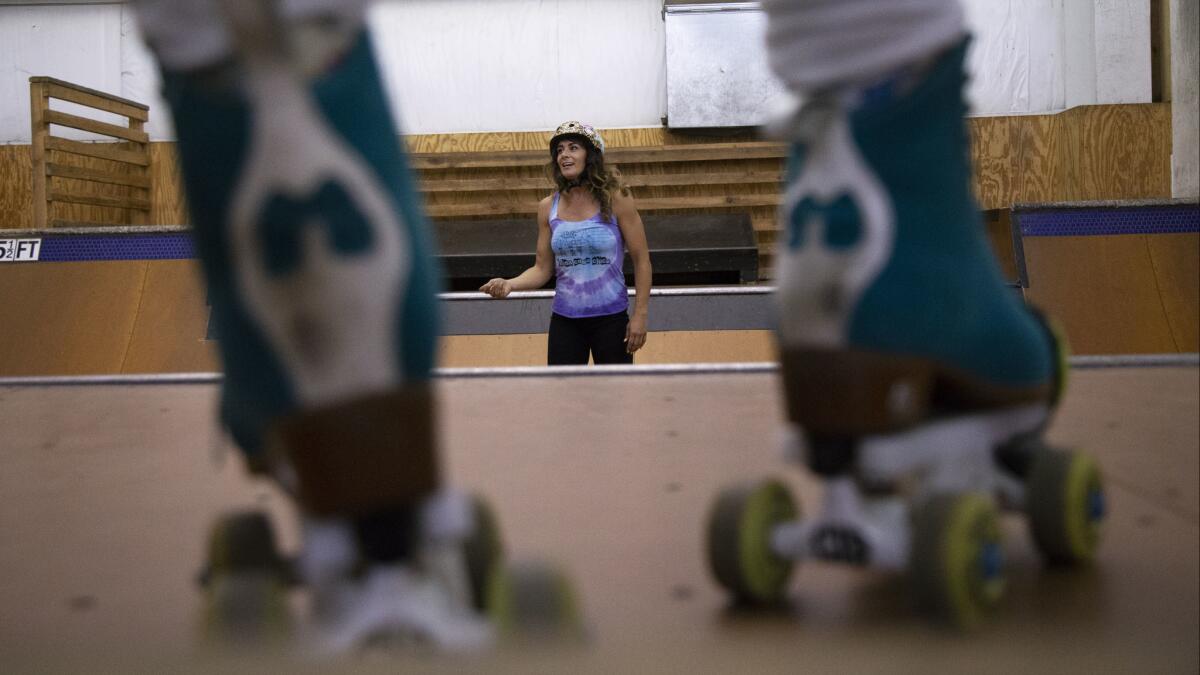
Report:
462,494,505,612
1026,449,1105,565
486,560,583,643
202,511,292,642
706,479,798,605
912,493,1006,630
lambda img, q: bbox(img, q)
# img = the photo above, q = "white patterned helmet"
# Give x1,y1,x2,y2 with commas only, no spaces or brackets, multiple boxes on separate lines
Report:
549,120,605,157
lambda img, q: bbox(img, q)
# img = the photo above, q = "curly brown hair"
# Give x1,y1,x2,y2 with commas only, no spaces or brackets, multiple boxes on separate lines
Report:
545,140,629,221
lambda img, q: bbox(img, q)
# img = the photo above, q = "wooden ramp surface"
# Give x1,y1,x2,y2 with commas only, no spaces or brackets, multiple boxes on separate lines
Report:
0,260,777,375
0,260,218,376
0,367,1196,672
1024,232,1199,354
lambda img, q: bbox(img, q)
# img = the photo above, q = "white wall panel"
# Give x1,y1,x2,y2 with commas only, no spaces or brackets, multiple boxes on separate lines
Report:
1,4,125,143
962,0,1065,114
1094,0,1151,104
1171,0,1199,197
1063,0,1098,108
664,5,795,128
0,0,1159,143
1063,0,1152,109
369,0,665,134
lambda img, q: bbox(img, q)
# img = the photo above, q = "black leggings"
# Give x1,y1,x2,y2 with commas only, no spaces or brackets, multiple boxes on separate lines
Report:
547,311,633,366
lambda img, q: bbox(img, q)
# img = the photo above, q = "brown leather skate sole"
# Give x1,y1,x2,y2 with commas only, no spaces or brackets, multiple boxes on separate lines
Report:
780,347,1052,436
263,384,441,517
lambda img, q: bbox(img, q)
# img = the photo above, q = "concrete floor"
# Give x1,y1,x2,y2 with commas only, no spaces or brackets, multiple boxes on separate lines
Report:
0,366,1196,673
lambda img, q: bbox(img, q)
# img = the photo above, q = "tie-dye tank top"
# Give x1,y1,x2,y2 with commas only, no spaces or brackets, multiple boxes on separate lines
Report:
549,192,629,318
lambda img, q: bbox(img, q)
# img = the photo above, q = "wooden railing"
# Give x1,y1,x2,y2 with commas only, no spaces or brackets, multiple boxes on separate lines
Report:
29,76,151,229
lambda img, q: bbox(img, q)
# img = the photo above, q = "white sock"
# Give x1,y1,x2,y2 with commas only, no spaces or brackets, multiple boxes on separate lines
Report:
133,0,231,71
763,0,966,94
133,0,372,71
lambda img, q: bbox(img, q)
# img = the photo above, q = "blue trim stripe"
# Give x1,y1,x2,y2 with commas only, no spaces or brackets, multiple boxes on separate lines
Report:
37,233,195,262
19,203,1199,263
1019,205,1199,237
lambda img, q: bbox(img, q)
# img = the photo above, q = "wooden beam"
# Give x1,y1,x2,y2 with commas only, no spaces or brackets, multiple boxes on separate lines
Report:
623,170,783,188
49,188,151,211
609,143,786,164
31,77,150,121
425,194,780,218
29,80,50,229
418,170,783,193
45,110,149,144
46,137,150,166
421,176,553,192
410,142,787,170
128,116,148,225
635,194,781,211
49,219,126,228
47,162,152,188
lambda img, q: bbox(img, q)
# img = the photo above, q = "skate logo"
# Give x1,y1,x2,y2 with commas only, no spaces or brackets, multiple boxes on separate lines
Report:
0,239,41,262
810,525,869,564
788,193,863,251
257,181,373,277
773,112,894,348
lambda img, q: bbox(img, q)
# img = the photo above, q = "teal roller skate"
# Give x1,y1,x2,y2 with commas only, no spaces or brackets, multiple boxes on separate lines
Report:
706,39,1105,630
138,0,577,652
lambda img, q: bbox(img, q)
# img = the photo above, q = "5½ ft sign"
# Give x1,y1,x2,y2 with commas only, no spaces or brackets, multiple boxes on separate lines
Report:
0,239,42,262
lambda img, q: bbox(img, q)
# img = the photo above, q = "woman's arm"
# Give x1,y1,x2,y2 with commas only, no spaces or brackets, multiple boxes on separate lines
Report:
614,192,651,353
480,197,556,297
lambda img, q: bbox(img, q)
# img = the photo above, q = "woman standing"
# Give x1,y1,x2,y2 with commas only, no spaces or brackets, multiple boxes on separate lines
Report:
480,121,652,365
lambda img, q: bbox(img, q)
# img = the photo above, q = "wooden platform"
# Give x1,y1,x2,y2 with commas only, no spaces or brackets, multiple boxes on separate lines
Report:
0,365,1196,672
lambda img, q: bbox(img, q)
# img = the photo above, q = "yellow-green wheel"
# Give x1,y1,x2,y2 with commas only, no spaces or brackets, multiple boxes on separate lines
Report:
1027,449,1105,565
201,511,292,642
462,494,504,612
912,493,1006,630
486,560,583,643
706,479,798,604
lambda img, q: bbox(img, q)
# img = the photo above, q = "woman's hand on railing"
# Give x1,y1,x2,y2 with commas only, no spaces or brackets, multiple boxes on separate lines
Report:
479,278,513,298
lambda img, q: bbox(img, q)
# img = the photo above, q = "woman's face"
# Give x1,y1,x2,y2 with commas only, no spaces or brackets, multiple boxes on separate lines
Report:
555,138,588,180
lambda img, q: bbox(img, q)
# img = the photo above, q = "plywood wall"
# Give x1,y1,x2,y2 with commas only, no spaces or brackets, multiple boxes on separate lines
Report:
1,142,183,228
0,103,1172,232
969,103,1172,207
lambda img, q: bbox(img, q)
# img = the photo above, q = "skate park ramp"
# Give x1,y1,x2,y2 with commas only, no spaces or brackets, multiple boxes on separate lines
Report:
0,364,1197,672
1,199,1196,375
1014,201,1199,355
0,228,778,375
0,257,218,376
0,201,1195,374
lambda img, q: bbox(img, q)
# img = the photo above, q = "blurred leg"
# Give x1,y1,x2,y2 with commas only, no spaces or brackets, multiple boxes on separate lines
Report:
135,0,488,651
762,0,1054,437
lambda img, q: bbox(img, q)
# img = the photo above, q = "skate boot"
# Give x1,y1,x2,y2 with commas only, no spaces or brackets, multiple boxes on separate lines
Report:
134,0,577,652
707,38,1105,629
